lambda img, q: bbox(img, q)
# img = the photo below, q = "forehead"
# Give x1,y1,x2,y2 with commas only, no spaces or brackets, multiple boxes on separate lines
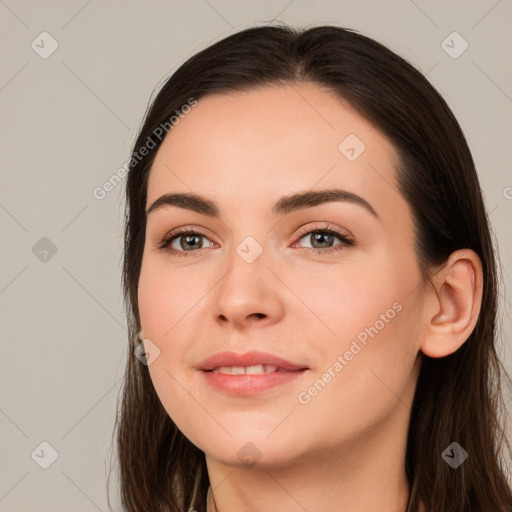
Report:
146,83,404,223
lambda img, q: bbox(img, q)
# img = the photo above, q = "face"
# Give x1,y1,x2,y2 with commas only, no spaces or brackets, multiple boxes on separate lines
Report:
137,83,425,468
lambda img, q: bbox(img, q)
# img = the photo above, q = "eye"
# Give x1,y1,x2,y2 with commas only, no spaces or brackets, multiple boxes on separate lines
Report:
158,224,354,257
292,224,354,255
158,227,215,257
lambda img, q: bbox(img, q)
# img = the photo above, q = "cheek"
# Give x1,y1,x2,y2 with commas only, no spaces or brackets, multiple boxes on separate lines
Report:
137,256,209,385
289,302,422,455
137,255,199,338
137,261,206,444
287,250,407,356
137,267,171,336
289,249,421,413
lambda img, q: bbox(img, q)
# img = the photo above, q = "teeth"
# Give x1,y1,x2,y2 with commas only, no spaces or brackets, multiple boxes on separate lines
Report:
212,364,279,375
246,364,279,374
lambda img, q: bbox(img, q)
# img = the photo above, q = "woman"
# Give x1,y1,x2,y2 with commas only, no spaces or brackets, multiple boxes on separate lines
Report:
109,23,512,512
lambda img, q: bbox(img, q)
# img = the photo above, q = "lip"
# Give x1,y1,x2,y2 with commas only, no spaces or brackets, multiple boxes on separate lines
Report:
197,350,308,371
197,350,310,396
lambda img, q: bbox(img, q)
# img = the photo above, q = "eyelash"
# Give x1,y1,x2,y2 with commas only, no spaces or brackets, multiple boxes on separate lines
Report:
157,224,355,258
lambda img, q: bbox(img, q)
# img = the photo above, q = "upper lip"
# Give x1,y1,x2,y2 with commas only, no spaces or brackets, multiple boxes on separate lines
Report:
197,350,309,371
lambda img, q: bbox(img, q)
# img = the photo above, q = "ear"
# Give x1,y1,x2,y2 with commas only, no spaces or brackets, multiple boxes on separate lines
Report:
420,249,483,358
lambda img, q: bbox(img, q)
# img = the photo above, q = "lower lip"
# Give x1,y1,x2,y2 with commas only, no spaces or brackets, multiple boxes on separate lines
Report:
201,369,308,396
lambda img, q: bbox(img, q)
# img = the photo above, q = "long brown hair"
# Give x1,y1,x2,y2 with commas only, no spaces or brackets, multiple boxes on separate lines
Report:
107,23,512,512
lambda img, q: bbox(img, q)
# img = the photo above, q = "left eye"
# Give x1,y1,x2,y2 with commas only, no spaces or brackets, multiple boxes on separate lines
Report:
292,227,354,254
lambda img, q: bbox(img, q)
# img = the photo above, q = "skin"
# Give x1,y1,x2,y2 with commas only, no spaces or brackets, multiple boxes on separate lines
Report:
137,83,483,512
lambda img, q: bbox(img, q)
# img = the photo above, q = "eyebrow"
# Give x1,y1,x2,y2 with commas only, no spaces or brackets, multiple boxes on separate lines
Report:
145,188,379,220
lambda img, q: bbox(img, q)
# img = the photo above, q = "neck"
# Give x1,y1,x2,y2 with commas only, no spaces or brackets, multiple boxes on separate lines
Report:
205,400,413,512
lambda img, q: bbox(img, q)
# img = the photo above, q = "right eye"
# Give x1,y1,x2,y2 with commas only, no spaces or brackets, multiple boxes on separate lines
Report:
158,228,215,257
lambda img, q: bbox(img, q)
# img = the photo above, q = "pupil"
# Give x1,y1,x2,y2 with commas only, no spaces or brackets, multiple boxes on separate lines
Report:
183,235,201,250
313,233,332,248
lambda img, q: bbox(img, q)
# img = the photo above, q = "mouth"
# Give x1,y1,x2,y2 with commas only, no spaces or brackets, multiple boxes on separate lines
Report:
197,351,309,396
197,350,308,371
209,364,292,375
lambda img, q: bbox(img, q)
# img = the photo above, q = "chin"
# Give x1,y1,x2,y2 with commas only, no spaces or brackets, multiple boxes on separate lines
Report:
195,431,308,470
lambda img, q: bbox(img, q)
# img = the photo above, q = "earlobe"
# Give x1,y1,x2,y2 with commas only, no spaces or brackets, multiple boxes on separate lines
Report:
420,249,483,358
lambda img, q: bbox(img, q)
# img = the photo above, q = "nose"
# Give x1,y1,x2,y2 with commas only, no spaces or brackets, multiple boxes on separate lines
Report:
212,249,285,329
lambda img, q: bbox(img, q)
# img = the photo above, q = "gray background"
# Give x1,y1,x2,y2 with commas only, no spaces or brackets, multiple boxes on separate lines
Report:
1,1,511,510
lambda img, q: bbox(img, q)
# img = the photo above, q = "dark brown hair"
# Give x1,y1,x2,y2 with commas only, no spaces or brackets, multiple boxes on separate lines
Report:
108,22,512,512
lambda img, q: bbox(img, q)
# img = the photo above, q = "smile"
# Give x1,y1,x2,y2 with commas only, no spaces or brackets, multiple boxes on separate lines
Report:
210,364,282,375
